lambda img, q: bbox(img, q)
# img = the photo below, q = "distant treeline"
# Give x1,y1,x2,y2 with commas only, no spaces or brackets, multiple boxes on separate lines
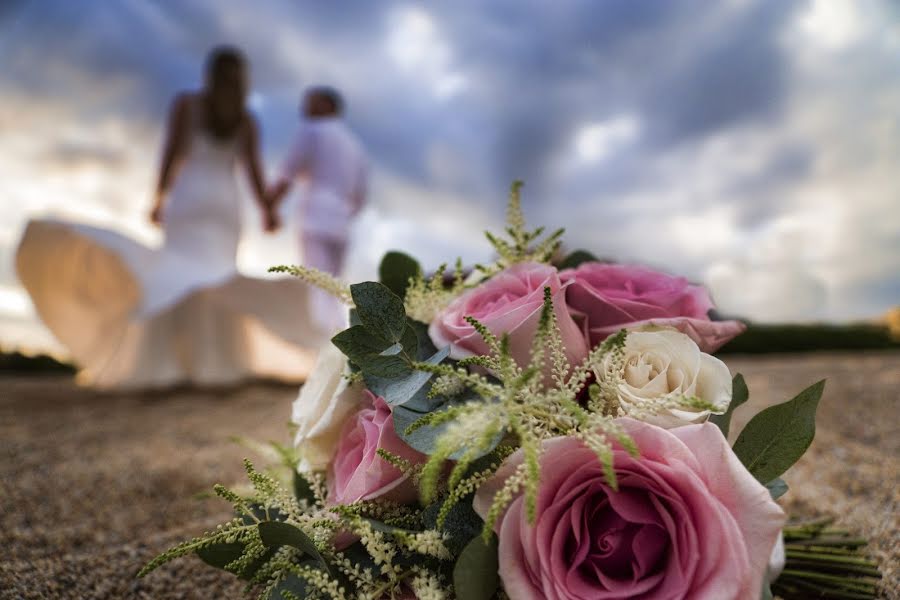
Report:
1,323,898,374
0,350,76,374
717,323,900,354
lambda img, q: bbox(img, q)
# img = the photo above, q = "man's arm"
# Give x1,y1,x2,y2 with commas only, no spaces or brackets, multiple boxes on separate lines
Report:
267,128,313,210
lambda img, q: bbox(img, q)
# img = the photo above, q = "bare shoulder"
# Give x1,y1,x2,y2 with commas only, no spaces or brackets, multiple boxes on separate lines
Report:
166,92,197,125
171,91,197,110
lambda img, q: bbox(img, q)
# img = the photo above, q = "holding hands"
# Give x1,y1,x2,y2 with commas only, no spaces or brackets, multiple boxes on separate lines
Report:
262,203,281,233
261,178,291,233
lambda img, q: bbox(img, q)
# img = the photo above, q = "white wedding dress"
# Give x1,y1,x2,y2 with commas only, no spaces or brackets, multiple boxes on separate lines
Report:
16,122,328,389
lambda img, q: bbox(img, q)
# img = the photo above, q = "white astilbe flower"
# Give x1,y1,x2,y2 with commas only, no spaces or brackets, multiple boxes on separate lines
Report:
269,264,353,304
410,568,449,600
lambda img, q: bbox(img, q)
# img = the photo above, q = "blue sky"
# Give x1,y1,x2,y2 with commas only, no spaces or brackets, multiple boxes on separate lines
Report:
1,0,899,352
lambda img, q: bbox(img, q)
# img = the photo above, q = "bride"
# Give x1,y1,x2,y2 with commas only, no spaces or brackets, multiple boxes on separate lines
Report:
16,47,326,388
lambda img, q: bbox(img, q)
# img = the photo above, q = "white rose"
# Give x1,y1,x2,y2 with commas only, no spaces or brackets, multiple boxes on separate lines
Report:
766,532,786,586
600,328,732,428
291,343,364,471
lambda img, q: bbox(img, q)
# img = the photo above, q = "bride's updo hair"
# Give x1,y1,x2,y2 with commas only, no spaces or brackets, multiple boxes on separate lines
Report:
203,46,248,140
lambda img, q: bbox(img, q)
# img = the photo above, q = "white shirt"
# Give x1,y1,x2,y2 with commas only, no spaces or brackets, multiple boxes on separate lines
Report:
280,117,367,239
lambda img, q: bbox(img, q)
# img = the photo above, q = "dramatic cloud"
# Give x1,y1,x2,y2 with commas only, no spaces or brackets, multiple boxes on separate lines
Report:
0,0,898,353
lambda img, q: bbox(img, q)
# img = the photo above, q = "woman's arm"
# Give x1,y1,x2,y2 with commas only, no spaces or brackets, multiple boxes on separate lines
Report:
241,114,282,232
240,114,268,209
152,94,190,224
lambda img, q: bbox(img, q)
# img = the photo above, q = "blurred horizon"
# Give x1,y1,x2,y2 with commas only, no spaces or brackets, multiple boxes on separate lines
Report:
1,0,899,356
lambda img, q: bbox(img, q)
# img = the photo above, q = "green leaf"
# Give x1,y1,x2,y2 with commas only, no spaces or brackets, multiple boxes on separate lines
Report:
380,342,403,356
379,251,421,299
350,281,407,342
195,541,244,570
765,477,789,500
453,533,499,600
710,373,749,438
392,404,444,454
332,325,411,378
196,541,275,580
558,249,599,270
732,380,825,484
400,323,420,357
760,583,774,600
422,499,483,556
408,319,438,359
365,347,450,408
362,355,413,378
332,325,391,361
258,521,327,570
393,397,503,459
362,517,417,536
270,572,311,600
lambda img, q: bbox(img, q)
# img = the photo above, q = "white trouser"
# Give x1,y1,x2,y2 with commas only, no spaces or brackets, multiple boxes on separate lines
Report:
302,230,348,334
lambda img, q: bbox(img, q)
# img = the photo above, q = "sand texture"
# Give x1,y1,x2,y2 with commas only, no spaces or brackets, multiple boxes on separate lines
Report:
1,352,897,599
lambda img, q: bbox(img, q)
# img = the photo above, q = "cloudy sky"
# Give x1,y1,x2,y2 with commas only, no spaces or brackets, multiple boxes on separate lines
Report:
1,0,898,353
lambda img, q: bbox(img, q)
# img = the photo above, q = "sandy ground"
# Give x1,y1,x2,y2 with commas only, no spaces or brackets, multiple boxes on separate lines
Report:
1,352,897,599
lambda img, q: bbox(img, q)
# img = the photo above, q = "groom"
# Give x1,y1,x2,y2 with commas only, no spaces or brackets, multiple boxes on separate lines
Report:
267,87,368,332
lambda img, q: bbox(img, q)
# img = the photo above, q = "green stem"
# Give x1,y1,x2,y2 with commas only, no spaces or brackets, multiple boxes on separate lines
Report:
779,570,877,593
786,549,881,568
786,543,872,555
775,579,875,600
783,560,881,578
787,537,869,548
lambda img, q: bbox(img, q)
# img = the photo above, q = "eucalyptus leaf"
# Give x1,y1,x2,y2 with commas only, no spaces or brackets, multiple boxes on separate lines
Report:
422,499,483,556
350,281,407,342
408,319,438,359
365,347,450,408
258,521,328,570
732,380,825,484
765,477,789,500
332,325,391,363
270,572,311,600
453,533,499,600
332,326,411,378
710,373,749,438
558,249,599,270
362,517,417,536
195,541,244,570
393,399,503,459
197,541,275,580
379,251,421,299
400,323,420,356
361,355,413,378
392,404,444,455
379,342,403,356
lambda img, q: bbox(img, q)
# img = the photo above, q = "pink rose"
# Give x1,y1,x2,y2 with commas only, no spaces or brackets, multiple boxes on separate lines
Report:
429,262,588,371
474,419,785,600
327,391,426,506
561,263,745,352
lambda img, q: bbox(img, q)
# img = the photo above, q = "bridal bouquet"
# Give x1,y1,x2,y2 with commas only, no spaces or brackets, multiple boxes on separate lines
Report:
141,183,881,599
